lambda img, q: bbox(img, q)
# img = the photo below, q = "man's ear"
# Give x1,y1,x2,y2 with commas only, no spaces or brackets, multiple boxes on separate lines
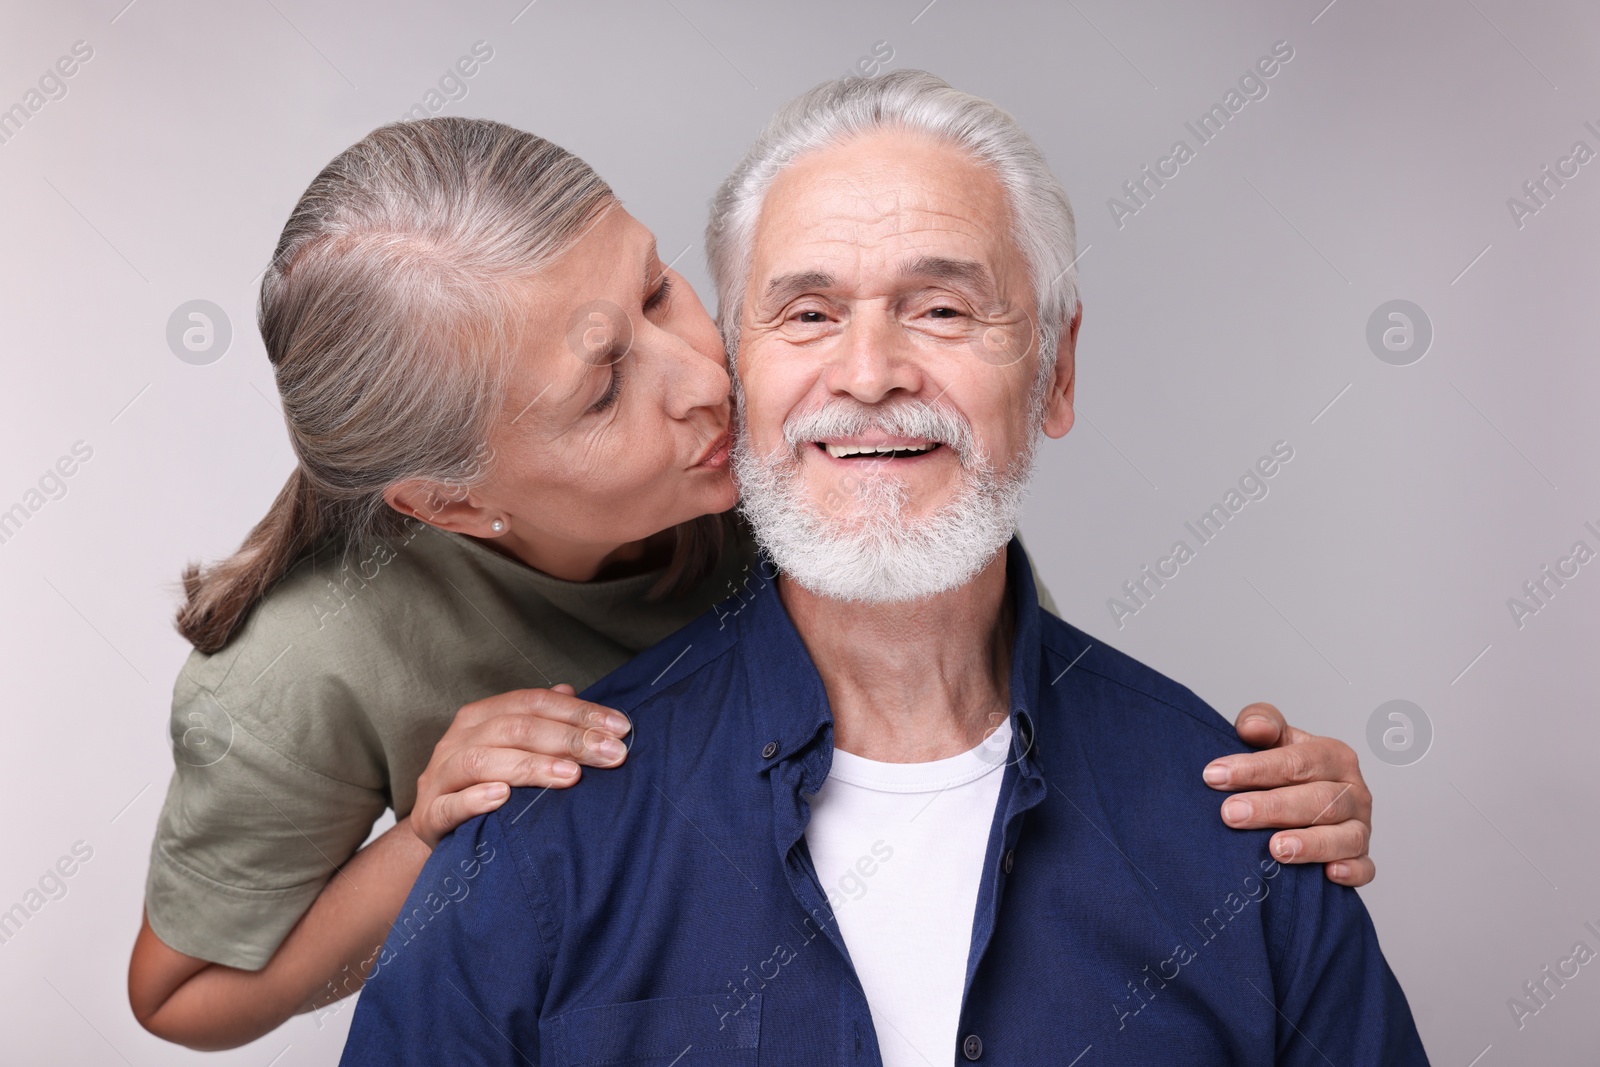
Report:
1041,302,1081,439
382,480,500,538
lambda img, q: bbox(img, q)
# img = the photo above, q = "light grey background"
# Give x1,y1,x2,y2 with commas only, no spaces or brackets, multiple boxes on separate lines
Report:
1,0,1595,1063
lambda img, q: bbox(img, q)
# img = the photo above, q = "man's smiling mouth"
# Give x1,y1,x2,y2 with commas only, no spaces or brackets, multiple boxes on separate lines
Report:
818,442,941,460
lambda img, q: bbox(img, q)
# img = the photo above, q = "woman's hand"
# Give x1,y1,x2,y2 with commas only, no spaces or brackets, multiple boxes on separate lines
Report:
1203,703,1376,888
411,685,632,849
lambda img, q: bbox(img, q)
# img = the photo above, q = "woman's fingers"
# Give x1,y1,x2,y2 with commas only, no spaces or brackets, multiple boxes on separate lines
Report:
509,687,631,734
1221,780,1367,834
1211,706,1379,887
473,712,629,769
415,748,600,847
413,687,633,848
1204,733,1362,795
1264,819,1371,867
1231,701,1288,748
415,782,509,849
1325,855,1377,888
446,687,631,736
1222,780,1371,872
442,741,595,801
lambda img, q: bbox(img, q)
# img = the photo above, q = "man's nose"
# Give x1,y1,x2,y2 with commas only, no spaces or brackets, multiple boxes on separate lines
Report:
822,310,920,404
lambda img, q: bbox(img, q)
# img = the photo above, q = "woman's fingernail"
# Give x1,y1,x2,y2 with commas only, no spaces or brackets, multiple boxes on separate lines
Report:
484,782,509,800
1223,798,1252,823
1329,862,1348,880
591,735,626,761
553,759,580,778
605,714,632,736
1203,763,1230,786
1275,836,1301,859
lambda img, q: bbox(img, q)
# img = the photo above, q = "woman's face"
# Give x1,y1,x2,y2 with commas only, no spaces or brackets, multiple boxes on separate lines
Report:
465,205,737,578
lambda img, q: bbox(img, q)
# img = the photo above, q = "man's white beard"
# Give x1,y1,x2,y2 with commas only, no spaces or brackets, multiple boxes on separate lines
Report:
733,396,1038,603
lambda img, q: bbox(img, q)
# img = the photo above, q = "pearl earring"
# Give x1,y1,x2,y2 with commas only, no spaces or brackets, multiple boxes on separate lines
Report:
490,519,506,533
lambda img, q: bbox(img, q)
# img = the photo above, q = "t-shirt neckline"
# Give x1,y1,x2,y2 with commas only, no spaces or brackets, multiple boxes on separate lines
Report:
827,718,1013,794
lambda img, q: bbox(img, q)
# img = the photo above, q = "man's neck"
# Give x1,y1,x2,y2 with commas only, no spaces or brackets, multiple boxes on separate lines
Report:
779,550,1015,763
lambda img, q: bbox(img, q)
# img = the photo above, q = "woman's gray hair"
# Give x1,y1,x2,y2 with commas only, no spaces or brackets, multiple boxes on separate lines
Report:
705,69,1079,369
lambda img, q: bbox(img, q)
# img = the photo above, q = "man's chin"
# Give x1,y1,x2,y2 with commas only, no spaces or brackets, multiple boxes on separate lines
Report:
798,465,964,523
749,493,1015,604
805,502,953,537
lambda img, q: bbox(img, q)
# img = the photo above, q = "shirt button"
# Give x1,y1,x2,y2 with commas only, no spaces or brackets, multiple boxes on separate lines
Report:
962,1034,983,1060
761,740,779,759
1003,849,1015,874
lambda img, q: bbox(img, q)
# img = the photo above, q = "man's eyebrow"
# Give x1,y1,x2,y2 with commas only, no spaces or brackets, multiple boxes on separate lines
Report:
898,255,995,295
761,270,836,308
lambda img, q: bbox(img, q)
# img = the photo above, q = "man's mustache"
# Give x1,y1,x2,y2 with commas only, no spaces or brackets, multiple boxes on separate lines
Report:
779,398,981,467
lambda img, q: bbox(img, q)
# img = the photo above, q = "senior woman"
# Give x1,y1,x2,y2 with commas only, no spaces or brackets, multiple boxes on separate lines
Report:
127,116,1375,1050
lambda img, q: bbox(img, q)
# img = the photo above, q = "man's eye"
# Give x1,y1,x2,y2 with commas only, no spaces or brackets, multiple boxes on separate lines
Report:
795,310,827,324
927,307,961,319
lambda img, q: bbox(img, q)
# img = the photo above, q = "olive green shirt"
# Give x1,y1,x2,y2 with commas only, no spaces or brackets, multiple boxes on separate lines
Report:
146,520,1058,970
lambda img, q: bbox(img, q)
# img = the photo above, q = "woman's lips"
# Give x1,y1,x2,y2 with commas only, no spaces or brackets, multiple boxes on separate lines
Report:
693,433,733,469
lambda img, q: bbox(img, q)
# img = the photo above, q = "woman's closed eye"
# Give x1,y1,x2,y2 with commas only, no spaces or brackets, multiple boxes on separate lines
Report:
644,273,673,314
588,275,670,415
589,357,626,414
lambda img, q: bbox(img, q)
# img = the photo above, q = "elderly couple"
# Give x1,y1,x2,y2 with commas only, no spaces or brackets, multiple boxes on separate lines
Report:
128,71,1427,1064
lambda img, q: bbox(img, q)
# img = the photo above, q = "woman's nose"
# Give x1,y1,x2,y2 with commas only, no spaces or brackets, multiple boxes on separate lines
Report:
662,335,732,421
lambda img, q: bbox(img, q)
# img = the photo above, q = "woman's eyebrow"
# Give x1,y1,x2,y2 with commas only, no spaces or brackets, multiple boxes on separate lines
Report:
644,240,663,292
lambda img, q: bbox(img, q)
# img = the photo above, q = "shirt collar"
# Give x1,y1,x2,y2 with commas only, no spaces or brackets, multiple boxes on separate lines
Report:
737,536,1044,776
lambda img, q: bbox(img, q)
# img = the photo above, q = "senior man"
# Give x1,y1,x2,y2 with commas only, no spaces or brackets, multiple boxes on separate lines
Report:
341,71,1427,1066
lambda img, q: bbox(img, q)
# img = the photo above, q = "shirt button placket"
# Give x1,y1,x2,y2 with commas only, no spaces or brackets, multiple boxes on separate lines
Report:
962,1034,983,1060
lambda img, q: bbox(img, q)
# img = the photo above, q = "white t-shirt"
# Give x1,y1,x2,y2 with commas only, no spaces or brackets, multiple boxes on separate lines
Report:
805,719,1012,1067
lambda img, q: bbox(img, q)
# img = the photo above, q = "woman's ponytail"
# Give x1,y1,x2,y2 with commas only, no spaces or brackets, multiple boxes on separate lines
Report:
176,467,325,653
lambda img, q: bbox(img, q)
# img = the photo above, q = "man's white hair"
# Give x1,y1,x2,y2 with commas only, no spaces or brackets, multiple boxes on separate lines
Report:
705,68,1080,366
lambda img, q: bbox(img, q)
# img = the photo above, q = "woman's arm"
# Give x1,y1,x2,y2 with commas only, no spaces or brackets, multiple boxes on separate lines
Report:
130,818,429,1050
130,685,631,1050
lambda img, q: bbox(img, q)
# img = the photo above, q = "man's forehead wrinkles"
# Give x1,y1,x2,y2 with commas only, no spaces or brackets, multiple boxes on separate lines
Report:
836,172,908,226
803,211,983,248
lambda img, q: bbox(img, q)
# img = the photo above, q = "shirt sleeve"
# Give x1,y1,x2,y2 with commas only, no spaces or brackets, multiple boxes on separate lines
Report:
144,669,388,970
340,808,551,1067
1267,861,1430,1064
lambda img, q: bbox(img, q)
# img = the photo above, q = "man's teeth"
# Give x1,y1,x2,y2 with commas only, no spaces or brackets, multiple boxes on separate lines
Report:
822,442,937,459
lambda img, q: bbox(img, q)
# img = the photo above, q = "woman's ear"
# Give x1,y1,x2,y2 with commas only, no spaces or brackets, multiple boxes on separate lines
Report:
382,480,501,537
1041,302,1081,439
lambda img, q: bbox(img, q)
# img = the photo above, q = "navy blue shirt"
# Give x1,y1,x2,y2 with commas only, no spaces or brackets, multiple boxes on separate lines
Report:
342,540,1427,1066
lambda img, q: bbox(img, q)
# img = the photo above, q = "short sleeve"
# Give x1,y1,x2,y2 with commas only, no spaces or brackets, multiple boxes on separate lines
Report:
341,808,549,1066
144,670,388,970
